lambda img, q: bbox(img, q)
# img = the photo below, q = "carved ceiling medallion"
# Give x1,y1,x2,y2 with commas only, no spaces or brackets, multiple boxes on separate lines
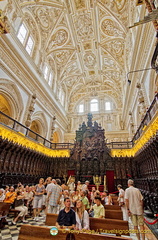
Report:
84,52,96,68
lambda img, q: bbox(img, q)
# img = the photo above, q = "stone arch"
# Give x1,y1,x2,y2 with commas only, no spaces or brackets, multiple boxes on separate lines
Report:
0,79,23,121
30,111,48,138
52,128,63,143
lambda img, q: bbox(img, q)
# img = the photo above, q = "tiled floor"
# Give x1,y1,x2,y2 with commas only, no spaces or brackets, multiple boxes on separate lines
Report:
0,214,155,240
0,215,45,240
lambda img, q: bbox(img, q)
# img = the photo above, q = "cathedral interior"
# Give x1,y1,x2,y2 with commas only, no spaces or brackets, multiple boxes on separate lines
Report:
0,0,158,239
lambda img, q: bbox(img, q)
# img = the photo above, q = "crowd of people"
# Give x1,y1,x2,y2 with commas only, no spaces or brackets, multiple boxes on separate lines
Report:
0,178,145,240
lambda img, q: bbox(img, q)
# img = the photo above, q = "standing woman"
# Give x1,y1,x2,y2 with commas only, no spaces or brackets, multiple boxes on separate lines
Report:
75,199,89,230
33,178,45,221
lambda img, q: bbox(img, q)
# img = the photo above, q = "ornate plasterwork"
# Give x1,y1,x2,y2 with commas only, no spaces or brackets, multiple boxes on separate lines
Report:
49,29,68,47
74,11,94,41
84,52,96,68
101,18,125,38
2,0,133,133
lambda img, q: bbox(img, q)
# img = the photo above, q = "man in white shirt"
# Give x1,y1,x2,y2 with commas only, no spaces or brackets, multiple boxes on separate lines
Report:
45,178,56,214
125,179,145,240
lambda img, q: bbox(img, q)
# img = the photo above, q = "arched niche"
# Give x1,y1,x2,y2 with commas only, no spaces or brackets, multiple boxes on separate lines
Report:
0,94,12,125
52,128,63,143
29,111,48,139
52,131,59,143
0,79,24,121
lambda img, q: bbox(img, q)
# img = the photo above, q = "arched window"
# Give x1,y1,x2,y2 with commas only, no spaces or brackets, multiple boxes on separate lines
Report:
90,99,98,112
17,23,34,56
44,66,48,80
105,101,111,110
78,104,84,113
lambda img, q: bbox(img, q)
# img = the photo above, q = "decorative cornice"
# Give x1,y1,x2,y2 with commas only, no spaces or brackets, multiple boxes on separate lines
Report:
0,124,70,157
111,113,158,157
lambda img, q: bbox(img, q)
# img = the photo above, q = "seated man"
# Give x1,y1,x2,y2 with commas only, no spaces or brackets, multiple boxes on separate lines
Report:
90,196,105,218
56,197,76,229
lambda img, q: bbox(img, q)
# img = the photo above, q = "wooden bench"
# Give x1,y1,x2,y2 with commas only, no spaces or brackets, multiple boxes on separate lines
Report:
18,224,132,240
9,209,20,218
45,214,129,236
0,202,11,229
105,210,123,220
105,205,121,210
89,217,130,236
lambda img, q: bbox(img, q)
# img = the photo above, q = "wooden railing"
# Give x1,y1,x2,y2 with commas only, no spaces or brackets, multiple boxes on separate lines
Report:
107,93,158,149
0,93,157,150
0,111,74,150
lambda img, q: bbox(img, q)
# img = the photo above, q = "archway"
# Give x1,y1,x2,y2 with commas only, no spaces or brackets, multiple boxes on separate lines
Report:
0,94,12,125
52,131,60,143
29,120,41,140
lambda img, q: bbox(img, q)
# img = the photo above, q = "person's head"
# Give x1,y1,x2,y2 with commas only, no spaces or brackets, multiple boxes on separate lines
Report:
94,196,102,206
52,179,56,184
39,178,44,184
128,179,134,187
80,190,86,197
28,186,32,192
64,190,69,197
16,191,22,196
71,191,75,197
56,179,61,186
5,185,9,190
92,187,96,192
46,177,52,184
77,181,81,185
85,181,89,186
76,199,85,213
117,184,122,190
25,185,29,191
10,186,14,192
104,190,109,196
64,197,71,208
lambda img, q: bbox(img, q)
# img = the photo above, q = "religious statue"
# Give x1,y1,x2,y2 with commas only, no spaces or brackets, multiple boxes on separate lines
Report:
93,175,101,190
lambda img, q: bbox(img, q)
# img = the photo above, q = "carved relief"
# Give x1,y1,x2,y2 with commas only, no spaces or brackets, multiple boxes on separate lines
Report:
101,19,125,38
84,52,96,68
74,0,86,10
74,11,93,40
48,29,68,49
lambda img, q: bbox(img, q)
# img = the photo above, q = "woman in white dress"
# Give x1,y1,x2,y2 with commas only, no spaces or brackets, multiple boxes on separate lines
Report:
75,199,89,230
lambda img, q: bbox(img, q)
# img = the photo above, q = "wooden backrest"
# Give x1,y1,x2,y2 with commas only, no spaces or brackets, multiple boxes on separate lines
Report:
105,210,123,220
18,224,132,240
45,213,58,226
45,214,129,236
105,205,121,210
0,202,11,214
89,217,130,236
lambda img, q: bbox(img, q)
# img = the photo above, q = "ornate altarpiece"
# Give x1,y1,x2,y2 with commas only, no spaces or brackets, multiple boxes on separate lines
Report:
69,114,113,183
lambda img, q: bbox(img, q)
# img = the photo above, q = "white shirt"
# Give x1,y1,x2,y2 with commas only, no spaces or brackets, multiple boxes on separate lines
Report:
125,186,143,215
75,210,89,230
46,183,55,196
82,184,88,191
118,188,125,203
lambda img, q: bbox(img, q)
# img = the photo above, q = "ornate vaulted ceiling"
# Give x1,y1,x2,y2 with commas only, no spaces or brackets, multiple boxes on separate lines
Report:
6,0,129,113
